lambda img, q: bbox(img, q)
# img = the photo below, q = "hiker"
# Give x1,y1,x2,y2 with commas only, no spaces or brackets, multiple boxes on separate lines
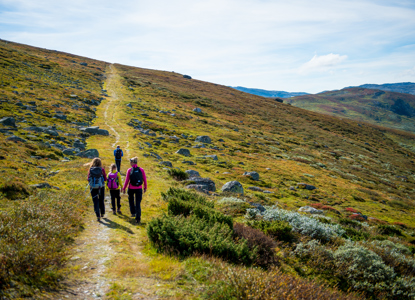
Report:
107,163,122,214
122,157,147,224
114,145,123,172
87,158,107,221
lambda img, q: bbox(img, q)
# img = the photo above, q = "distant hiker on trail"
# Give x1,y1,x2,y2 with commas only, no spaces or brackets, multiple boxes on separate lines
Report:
114,145,123,172
122,157,147,224
87,158,107,221
107,163,122,215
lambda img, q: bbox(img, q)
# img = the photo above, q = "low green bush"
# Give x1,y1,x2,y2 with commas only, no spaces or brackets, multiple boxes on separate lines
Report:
344,227,370,241
377,224,403,237
147,215,254,265
168,198,233,229
161,187,214,208
248,219,295,243
167,168,189,181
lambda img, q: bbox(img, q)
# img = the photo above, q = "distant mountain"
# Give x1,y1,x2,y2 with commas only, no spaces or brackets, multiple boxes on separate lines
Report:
231,86,308,98
286,87,415,134
348,82,415,96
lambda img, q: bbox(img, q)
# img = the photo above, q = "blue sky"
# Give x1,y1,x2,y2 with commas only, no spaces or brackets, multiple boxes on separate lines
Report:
0,0,414,93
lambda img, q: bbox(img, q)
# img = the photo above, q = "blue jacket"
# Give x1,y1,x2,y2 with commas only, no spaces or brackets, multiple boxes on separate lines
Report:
114,148,123,161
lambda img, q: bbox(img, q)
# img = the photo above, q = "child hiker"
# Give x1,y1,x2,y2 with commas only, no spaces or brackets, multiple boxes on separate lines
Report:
87,158,107,221
107,163,122,214
122,157,147,224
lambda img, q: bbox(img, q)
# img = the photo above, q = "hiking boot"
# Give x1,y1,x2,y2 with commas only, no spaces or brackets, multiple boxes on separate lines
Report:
136,219,141,225
97,217,100,222
117,209,121,214
101,214,105,218
131,214,136,218
112,210,116,215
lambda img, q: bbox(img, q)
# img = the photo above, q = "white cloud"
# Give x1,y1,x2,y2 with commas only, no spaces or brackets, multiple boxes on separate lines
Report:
299,54,348,75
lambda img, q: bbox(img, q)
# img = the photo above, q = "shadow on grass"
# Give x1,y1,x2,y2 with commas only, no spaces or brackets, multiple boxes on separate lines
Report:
116,213,147,227
100,217,135,234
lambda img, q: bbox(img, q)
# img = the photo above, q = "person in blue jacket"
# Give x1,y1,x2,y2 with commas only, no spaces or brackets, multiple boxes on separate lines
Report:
114,145,123,172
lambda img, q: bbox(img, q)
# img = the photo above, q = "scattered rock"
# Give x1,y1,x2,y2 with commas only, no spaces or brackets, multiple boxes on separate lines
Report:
76,149,99,159
0,117,16,127
221,181,244,194
298,206,324,214
80,126,109,136
204,155,218,160
243,171,260,181
185,170,200,178
54,114,67,120
297,183,317,190
182,161,196,165
183,75,192,79
80,62,88,66
159,161,173,168
248,186,263,192
126,103,132,108
144,142,152,148
63,148,78,155
249,202,266,212
186,177,216,193
193,107,202,113
6,135,26,143
176,148,191,157
195,135,211,144
30,183,51,189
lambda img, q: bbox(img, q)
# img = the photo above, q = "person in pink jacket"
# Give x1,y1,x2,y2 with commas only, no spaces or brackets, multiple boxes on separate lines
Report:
122,157,147,224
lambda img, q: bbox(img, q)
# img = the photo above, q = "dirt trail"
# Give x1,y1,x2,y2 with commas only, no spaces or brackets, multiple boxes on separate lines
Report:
53,65,158,300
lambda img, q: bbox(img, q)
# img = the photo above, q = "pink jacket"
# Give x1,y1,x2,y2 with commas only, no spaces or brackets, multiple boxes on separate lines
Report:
123,165,147,190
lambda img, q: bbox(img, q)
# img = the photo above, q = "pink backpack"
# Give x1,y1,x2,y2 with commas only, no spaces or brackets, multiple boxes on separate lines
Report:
107,172,119,189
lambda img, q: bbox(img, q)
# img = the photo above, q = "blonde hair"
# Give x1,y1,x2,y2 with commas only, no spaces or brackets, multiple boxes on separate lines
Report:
90,158,102,169
130,157,138,164
110,163,117,172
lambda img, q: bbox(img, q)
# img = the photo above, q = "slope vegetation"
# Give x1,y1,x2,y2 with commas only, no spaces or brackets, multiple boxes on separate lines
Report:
2,40,415,299
286,87,415,134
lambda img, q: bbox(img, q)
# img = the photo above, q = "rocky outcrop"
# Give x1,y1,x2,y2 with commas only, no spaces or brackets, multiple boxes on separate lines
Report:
186,177,216,193
221,181,244,194
176,148,191,157
195,135,211,144
0,117,16,127
76,149,99,159
185,170,200,178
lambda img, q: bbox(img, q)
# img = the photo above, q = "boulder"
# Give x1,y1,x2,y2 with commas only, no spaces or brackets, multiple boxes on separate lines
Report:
76,149,99,159
298,206,324,214
185,170,200,178
243,171,260,181
45,129,59,136
176,148,191,157
54,114,67,120
159,161,173,168
73,140,86,150
0,117,16,127
193,107,202,113
81,126,109,136
221,181,244,194
249,202,266,212
144,142,152,148
186,177,216,193
195,135,211,144
63,148,78,155
182,161,196,165
297,183,317,190
183,75,192,79
6,135,26,143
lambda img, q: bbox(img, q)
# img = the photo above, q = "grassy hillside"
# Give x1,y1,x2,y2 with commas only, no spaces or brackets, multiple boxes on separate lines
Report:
353,82,415,96
2,40,415,299
286,87,415,134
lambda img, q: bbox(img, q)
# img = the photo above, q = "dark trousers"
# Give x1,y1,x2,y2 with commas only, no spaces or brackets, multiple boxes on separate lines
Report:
110,189,121,211
128,188,143,221
91,187,105,218
115,160,121,172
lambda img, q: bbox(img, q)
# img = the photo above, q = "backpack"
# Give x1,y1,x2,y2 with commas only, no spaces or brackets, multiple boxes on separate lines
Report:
107,172,119,190
130,167,143,187
115,148,122,160
89,167,104,189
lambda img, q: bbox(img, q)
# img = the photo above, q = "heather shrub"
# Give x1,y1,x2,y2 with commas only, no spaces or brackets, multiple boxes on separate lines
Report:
209,263,362,300
167,168,189,181
0,177,30,200
0,190,86,292
168,198,233,229
218,196,245,203
233,223,278,268
147,215,254,265
344,227,370,241
161,187,214,208
248,219,295,242
247,207,345,241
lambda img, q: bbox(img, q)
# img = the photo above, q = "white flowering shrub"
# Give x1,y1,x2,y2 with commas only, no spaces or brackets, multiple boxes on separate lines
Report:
334,242,396,295
218,197,245,204
246,206,344,241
